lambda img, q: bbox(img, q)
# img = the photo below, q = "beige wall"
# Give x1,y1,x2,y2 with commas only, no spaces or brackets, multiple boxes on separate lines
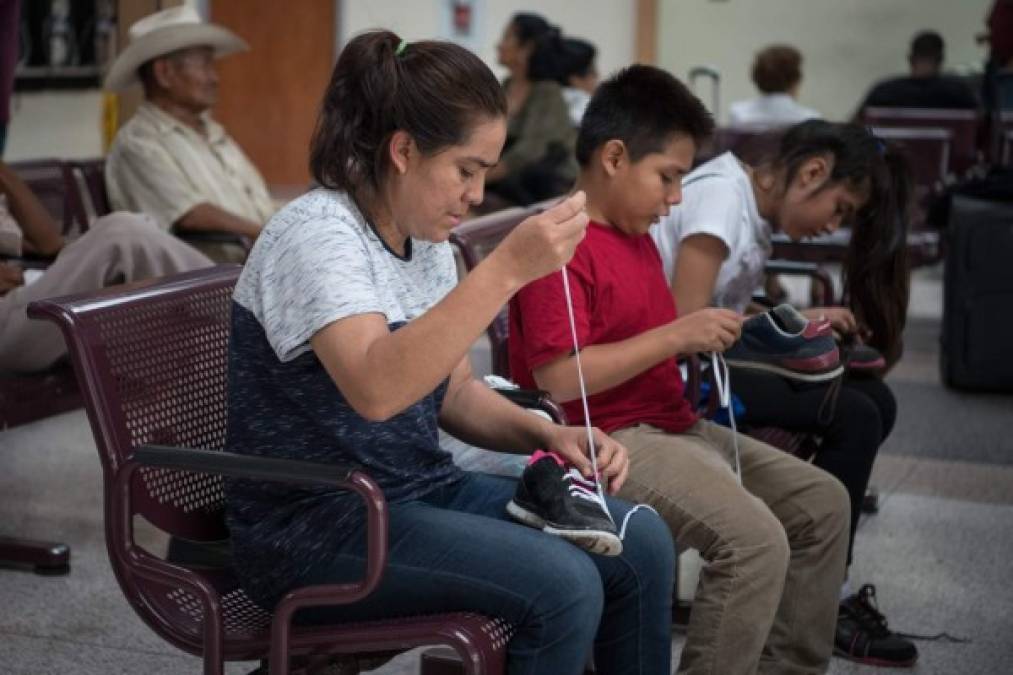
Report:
8,0,635,162
5,91,104,161
340,0,636,83
9,0,992,161
658,0,992,124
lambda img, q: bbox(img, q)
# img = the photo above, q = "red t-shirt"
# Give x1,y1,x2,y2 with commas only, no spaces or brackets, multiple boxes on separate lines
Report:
509,221,697,434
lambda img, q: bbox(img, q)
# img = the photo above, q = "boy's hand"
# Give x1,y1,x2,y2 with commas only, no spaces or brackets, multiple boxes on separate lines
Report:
543,424,630,494
803,306,859,336
668,307,743,354
494,191,589,287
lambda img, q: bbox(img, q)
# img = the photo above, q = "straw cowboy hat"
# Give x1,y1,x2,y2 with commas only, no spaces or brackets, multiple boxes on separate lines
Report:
104,6,248,91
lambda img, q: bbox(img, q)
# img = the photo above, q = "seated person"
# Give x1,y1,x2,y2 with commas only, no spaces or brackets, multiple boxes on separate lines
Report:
729,44,820,128
651,119,918,667
858,31,978,111
104,7,276,263
509,65,850,675
0,161,211,374
223,31,675,674
559,38,599,127
485,13,578,206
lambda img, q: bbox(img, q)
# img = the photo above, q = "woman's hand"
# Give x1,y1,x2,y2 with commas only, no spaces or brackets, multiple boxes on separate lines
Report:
492,191,589,288
542,424,629,494
0,262,24,295
803,306,860,336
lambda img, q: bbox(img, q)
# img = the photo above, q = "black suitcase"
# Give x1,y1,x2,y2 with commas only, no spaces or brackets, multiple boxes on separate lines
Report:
940,194,1013,391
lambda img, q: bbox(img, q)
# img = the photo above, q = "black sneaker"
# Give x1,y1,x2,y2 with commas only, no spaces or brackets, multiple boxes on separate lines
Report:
835,584,918,667
507,453,622,556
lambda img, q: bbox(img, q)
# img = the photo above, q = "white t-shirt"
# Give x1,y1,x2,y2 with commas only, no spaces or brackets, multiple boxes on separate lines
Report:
727,93,820,129
649,152,772,313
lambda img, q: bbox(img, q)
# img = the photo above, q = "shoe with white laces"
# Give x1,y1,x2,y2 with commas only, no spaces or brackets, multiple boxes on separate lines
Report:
725,303,843,382
507,452,622,556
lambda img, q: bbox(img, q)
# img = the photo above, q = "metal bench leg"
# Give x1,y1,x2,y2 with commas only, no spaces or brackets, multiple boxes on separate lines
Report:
0,535,71,575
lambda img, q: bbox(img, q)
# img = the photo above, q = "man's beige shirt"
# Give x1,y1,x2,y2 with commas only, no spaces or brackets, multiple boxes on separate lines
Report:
105,102,276,230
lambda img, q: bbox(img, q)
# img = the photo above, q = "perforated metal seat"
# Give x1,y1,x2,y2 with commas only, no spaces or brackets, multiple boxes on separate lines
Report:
28,266,512,675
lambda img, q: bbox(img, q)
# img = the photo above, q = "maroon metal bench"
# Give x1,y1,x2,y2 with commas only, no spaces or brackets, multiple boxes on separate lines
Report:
28,265,512,675
450,205,534,378
66,157,111,229
860,106,981,176
7,158,90,236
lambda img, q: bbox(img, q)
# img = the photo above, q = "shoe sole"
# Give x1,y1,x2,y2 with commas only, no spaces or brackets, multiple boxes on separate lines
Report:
725,358,845,382
506,499,623,557
833,647,917,668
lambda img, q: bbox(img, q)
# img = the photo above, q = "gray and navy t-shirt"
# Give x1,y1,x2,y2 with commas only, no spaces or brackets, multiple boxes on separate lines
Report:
224,188,464,605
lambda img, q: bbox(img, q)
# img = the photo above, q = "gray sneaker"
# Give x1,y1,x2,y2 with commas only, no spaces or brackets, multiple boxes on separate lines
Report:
724,304,843,382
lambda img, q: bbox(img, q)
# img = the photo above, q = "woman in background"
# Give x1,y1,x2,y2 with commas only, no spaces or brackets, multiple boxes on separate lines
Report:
486,13,577,206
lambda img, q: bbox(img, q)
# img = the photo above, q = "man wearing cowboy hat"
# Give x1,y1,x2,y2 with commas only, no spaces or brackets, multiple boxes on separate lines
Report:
104,6,275,263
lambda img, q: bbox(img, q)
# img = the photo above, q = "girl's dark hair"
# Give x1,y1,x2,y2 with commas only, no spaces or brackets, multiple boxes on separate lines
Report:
752,44,803,94
766,120,913,365
310,31,506,199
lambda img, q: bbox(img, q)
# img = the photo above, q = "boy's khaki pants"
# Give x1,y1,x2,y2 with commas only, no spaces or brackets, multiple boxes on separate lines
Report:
614,419,850,675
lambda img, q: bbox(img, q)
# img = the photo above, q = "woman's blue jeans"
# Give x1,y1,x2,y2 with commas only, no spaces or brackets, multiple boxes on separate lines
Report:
296,471,674,675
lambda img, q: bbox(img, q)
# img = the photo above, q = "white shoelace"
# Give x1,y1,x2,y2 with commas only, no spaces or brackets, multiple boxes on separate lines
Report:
560,266,656,540
709,351,742,485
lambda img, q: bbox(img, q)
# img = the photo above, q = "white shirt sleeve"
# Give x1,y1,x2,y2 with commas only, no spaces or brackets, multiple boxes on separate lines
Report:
676,175,744,256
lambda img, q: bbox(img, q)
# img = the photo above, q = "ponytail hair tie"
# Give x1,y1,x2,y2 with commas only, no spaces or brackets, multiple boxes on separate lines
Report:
395,39,408,57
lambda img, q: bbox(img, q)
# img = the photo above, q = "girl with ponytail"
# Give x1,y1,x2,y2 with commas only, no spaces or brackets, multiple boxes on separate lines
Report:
651,119,919,667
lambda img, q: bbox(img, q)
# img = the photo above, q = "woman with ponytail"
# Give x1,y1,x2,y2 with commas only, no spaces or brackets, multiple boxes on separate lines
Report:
223,30,674,675
651,119,918,668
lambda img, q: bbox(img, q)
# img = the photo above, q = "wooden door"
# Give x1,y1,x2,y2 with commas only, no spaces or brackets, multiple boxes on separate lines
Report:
211,0,335,188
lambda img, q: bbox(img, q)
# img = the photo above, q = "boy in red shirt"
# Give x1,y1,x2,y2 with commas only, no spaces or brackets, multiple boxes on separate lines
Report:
509,65,850,675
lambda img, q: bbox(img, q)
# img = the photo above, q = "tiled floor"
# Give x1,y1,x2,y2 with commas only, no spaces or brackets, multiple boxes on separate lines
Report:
2,266,1011,674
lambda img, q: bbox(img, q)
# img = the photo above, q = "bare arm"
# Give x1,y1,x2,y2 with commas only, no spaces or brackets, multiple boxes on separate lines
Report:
669,233,727,315
0,162,64,256
532,308,743,403
311,193,589,422
175,202,263,239
439,355,629,491
439,355,555,454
